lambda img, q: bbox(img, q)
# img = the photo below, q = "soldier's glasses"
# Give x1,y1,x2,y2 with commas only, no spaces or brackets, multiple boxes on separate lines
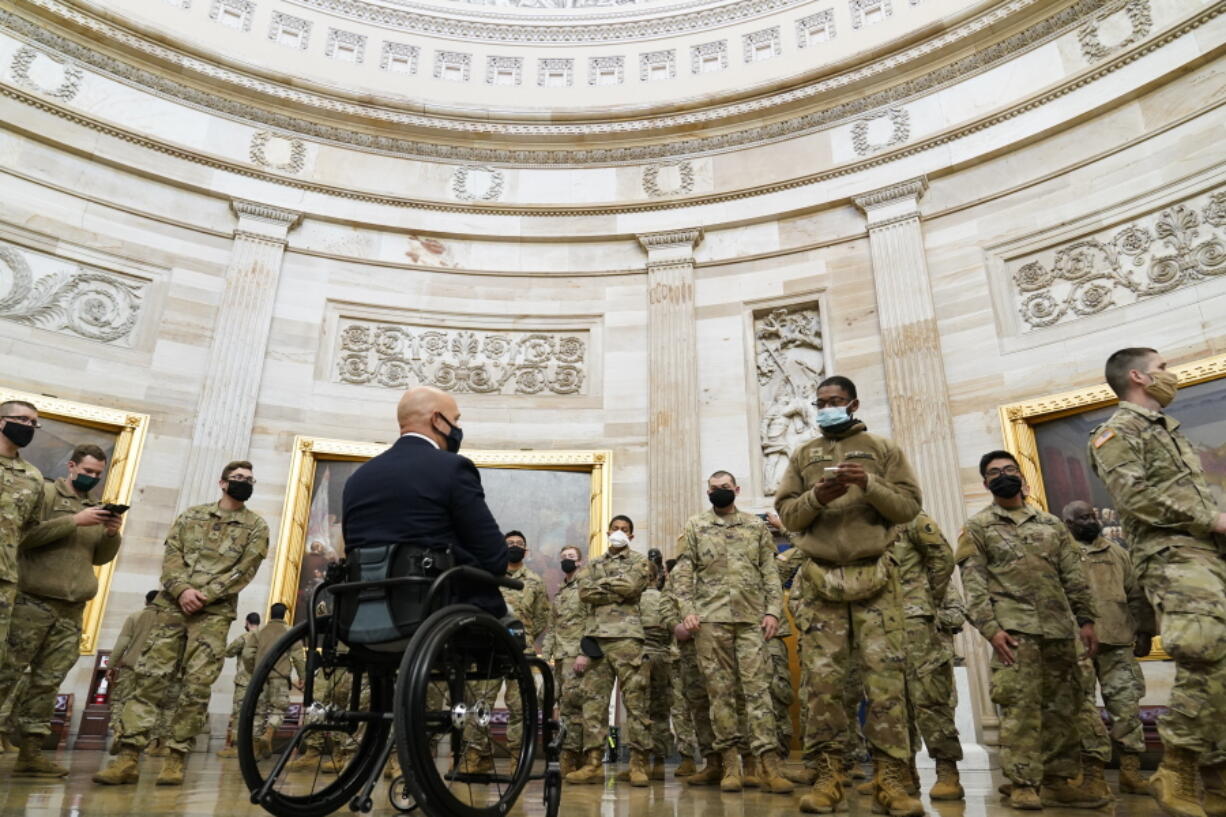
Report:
984,465,1021,478
1,415,41,428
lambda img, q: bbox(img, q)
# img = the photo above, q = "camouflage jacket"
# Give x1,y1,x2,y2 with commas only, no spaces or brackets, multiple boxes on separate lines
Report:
502,564,550,644
775,422,923,564
543,576,585,660
225,630,259,686
1077,535,1155,645
956,502,1096,640
256,619,307,680
111,605,158,670
577,546,650,640
638,586,672,654
774,545,805,638
157,502,269,619
1088,402,1223,565
893,511,955,620
674,509,783,624
935,580,967,634
19,478,122,602
0,453,44,584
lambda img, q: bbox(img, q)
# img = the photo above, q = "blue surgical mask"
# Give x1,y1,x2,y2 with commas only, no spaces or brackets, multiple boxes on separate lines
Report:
816,406,851,428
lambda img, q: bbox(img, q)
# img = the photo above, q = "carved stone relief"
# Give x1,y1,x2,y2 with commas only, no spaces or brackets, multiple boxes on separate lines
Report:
335,320,587,395
1077,0,1152,61
450,165,505,201
1011,188,1226,330
642,161,694,198
851,107,910,155
588,56,625,85
0,242,145,345
742,26,782,61
249,131,307,173
9,47,83,101
268,11,312,49
690,40,728,73
325,28,367,62
380,42,419,73
797,10,836,47
755,305,824,495
209,0,254,31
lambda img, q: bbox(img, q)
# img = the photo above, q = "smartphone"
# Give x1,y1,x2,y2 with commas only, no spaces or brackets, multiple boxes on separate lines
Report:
824,467,841,473
756,512,769,521
102,503,130,515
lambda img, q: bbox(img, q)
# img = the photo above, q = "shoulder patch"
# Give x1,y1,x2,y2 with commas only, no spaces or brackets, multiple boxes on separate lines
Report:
1092,428,1117,449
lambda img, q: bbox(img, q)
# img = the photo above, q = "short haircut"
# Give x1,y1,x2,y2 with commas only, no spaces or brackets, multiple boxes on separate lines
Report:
610,514,635,534
145,590,159,605
0,399,37,415
504,530,527,544
708,470,737,486
270,603,288,620
646,560,659,582
665,558,678,573
817,376,858,400
246,611,262,626
221,460,253,480
70,443,107,464
1105,347,1158,397
979,450,1020,478
559,545,582,558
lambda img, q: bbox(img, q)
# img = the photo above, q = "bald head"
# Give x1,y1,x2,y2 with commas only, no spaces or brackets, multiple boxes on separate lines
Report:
397,387,461,448
1062,500,1102,543
1061,500,1092,522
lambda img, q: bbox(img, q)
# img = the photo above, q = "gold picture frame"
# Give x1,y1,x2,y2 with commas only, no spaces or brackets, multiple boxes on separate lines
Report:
0,386,149,654
266,436,613,623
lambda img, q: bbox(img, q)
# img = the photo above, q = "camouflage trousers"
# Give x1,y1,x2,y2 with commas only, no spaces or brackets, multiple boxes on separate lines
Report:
467,675,528,754
578,636,650,754
228,681,248,731
0,592,84,739
677,639,716,757
1078,658,1113,763
669,651,698,759
302,671,368,754
797,588,909,762
257,677,290,733
766,637,794,757
1079,644,1146,761
1137,545,1226,756
116,608,231,754
0,580,15,672
555,657,585,753
693,622,777,756
989,635,1081,786
796,628,866,766
904,616,962,762
644,647,672,757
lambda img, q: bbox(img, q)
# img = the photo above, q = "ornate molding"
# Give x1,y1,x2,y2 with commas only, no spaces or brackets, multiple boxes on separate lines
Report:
1078,0,1152,61
854,176,927,211
249,131,307,173
9,45,82,100
232,199,302,227
638,228,703,251
1012,187,1226,331
451,165,505,201
850,0,892,29
755,305,824,495
325,28,367,63
851,106,910,155
642,161,695,198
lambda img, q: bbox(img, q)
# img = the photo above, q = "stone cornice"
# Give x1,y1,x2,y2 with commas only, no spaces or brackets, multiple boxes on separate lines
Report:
638,228,704,250
854,177,928,211
232,199,302,227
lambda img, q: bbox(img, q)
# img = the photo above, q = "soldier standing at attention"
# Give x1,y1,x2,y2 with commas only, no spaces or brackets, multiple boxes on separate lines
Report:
217,611,261,758
542,544,586,776
94,460,268,787
0,400,45,671
108,589,162,750
0,443,121,777
1087,347,1226,817
957,450,1105,810
253,603,306,759
764,512,799,760
664,541,720,786
633,560,672,781
774,375,923,817
565,516,652,786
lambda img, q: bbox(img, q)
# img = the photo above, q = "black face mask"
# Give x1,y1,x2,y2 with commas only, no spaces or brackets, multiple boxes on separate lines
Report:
72,473,101,494
560,558,577,574
1,422,35,448
507,546,526,564
436,414,463,454
708,488,736,508
987,474,1023,499
1069,521,1102,543
226,480,254,502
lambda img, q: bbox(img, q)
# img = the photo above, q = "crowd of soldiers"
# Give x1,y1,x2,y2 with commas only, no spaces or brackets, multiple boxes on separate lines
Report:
0,343,1223,817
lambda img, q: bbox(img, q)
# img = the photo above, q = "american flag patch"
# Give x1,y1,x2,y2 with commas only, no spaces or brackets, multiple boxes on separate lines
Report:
1092,428,1117,449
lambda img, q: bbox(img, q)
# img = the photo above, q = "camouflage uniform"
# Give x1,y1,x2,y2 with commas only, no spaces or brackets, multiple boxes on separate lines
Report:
775,420,921,763
639,587,674,758
669,642,699,759
0,452,44,670
115,502,269,754
768,546,804,757
224,630,259,729
543,574,586,754
0,478,121,740
662,577,716,758
956,503,1097,786
1088,401,1225,757
894,513,962,762
110,604,159,718
254,620,306,733
575,547,651,754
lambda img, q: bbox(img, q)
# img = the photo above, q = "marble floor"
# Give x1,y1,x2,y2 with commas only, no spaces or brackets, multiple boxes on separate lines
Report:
0,753,1165,817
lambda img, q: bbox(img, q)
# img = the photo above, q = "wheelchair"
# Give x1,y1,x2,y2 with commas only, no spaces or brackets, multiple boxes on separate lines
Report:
237,543,563,817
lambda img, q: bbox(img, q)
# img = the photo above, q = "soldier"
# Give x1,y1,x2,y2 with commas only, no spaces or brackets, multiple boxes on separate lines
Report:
1087,347,1226,817
673,471,792,794
775,375,923,816
0,443,122,776
0,400,45,671
565,516,652,786
217,611,261,758
542,544,586,776
107,589,162,750
611,560,672,782
764,512,798,760
1062,500,1153,796
957,450,1106,810
663,557,700,778
664,545,720,786
94,460,268,787
253,603,306,759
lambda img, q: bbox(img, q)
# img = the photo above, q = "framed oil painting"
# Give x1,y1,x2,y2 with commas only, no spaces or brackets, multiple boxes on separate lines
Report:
0,385,149,653
267,437,613,624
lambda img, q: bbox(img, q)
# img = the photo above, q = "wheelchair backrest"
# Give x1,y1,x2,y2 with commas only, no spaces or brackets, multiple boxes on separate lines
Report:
333,542,454,652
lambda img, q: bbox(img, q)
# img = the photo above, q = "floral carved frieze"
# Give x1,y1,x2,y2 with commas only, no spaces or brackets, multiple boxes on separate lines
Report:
249,131,307,173
0,242,145,345
335,320,587,396
1077,0,1152,61
451,165,505,201
851,107,910,155
755,305,824,495
642,161,694,198
9,46,83,101
1011,188,1226,330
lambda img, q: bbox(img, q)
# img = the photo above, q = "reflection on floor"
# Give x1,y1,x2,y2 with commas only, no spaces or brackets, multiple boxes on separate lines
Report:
0,752,1164,817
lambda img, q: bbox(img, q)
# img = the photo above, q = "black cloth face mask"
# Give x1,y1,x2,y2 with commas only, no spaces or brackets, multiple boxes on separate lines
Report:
1069,521,1102,543
987,474,1023,499
560,558,577,574
225,480,254,502
72,473,101,494
507,546,526,564
1,422,35,448
435,414,463,454
708,488,736,508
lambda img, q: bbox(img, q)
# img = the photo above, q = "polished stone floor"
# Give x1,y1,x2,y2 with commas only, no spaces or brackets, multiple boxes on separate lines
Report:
0,752,1165,817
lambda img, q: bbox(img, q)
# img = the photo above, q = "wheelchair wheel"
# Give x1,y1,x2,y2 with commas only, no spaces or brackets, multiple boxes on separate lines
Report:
238,619,394,817
395,605,537,817
389,776,418,813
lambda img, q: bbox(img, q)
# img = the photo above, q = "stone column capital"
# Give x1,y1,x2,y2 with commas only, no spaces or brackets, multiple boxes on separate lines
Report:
637,228,703,260
231,199,302,243
853,176,928,228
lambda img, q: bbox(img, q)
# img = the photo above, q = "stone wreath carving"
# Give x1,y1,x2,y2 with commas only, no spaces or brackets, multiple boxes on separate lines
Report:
451,166,505,201
249,131,307,173
9,46,84,101
0,244,144,345
642,161,695,198
851,107,910,155
335,321,586,395
755,306,824,495
1077,0,1152,61
1014,190,1226,330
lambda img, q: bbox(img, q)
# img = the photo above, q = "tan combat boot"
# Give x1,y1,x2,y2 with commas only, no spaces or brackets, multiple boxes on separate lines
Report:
1009,785,1042,810
628,749,650,787
759,751,796,794
787,764,819,785
14,736,69,777
559,748,581,777
156,750,186,786
674,756,698,778
217,730,238,758
92,747,141,785
255,726,277,760
800,753,848,814
930,759,965,801
1202,762,1226,817
650,756,666,780
1151,748,1207,817
564,749,605,784
720,748,744,792
1078,756,1113,802
615,765,631,782
873,755,925,817
685,753,724,786
1040,773,1111,809
384,751,401,780
459,747,495,775
742,753,762,788
1119,753,1149,795
287,748,324,772
147,739,168,758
